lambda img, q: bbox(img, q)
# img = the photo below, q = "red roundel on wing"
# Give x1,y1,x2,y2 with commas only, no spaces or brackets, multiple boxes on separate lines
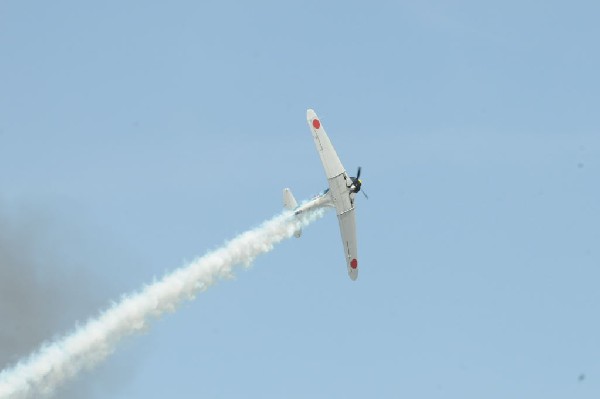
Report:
350,259,358,269
312,119,321,129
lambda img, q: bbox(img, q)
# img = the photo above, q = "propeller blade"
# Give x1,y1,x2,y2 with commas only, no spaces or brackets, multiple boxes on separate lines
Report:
362,190,369,199
356,166,361,179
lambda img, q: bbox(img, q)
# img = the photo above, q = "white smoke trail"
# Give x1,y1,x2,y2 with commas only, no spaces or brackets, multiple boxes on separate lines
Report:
0,207,325,399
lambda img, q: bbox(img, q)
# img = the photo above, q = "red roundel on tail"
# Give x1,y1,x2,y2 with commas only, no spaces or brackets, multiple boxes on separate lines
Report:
312,119,321,129
350,259,358,269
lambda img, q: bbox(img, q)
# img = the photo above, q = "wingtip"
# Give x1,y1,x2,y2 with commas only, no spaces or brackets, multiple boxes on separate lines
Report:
306,108,316,119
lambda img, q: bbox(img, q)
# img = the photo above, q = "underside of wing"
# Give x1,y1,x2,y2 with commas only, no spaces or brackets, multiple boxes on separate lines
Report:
307,109,346,179
337,208,358,281
306,108,359,281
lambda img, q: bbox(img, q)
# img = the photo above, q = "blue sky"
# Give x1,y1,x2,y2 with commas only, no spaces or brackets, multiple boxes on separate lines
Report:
1,1,599,398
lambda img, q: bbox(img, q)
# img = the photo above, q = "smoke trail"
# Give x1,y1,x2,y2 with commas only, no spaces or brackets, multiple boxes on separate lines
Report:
0,207,325,399
0,205,133,399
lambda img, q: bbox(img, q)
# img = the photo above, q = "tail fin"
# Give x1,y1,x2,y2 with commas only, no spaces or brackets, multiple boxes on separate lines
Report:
283,188,302,238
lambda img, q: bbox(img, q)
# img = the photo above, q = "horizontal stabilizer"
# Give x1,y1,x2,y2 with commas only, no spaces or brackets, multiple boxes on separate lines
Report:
283,188,298,210
283,188,302,238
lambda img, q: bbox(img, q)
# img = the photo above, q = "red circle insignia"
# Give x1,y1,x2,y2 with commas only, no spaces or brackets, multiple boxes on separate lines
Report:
312,119,321,129
350,259,358,269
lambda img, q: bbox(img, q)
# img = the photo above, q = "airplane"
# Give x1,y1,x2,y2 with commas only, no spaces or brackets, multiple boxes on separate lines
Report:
283,109,366,281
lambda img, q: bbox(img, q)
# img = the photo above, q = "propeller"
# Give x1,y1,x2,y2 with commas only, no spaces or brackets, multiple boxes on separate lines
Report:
352,166,368,199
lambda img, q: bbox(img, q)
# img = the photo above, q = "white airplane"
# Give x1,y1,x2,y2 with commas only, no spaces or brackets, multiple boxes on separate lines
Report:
284,109,365,281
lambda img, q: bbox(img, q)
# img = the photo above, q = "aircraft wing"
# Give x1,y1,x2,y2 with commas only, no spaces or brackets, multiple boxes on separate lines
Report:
307,109,346,179
306,109,359,280
338,209,358,280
